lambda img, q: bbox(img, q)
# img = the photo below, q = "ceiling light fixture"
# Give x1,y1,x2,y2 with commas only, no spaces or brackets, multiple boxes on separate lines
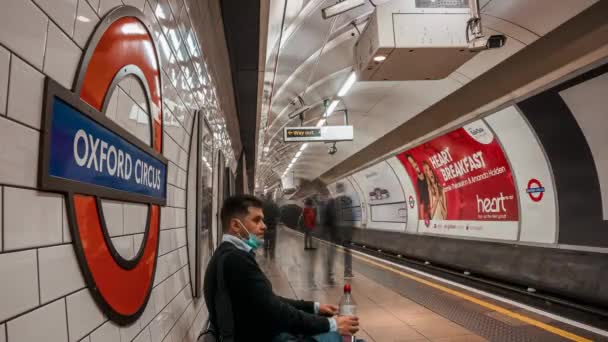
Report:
299,143,308,151
295,151,302,158
321,0,366,19
324,100,340,117
316,118,326,127
373,55,386,62
337,72,357,97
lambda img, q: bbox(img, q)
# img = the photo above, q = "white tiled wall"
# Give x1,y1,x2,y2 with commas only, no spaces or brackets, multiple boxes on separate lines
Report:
66,289,105,342
0,0,237,340
7,299,68,342
4,187,63,251
8,55,45,129
43,22,81,90
90,321,120,342
0,250,39,322
38,244,85,304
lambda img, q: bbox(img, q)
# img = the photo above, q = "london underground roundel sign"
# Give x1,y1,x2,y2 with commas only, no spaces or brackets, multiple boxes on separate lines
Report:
39,7,165,325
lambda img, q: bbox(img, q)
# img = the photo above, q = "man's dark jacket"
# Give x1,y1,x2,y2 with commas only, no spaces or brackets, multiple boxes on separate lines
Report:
203,241,330,341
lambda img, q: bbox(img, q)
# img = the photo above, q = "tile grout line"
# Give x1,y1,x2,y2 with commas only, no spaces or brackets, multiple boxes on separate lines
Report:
0,111,42,132
120,198,125,236
36,249,41,305
78,318,109,342
0,240,73,256
3,51,12,117
61,197,65,242
1,186,4,252
0,293,80,328
72,0,79,43
41,20,50,74
65,298,71,342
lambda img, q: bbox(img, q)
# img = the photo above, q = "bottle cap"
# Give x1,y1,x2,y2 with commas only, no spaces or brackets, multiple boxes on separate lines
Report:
343,283,351,293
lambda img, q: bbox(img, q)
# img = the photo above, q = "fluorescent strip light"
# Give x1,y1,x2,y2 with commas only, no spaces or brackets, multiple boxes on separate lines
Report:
295,151,302,158
299,143,308,151
325,100,339,117
316,119,326,127
337,72,356,97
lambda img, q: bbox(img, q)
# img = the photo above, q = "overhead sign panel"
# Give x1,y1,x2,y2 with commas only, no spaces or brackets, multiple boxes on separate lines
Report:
283,125,353,142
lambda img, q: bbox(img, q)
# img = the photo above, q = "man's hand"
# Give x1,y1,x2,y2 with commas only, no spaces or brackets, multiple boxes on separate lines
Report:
318,304,338,316
336,316,359,335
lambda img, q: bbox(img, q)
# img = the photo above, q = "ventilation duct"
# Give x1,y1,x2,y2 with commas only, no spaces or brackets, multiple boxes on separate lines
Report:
354,0,479,81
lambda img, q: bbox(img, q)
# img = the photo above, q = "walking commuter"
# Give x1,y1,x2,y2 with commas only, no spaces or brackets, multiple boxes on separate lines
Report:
323,197,339,284
302,198,317,250
263,194,280,259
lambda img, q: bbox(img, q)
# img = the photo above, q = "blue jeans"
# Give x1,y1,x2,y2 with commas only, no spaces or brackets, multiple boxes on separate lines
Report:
272,332,342,342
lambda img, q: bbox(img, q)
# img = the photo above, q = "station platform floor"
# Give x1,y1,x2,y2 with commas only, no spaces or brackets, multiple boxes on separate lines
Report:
256,227,607,342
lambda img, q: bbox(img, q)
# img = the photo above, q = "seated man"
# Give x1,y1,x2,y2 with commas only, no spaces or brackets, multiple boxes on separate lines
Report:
204,195,360,342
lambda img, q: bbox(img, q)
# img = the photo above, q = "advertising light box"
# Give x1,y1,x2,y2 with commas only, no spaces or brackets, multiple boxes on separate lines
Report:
397,120,519,240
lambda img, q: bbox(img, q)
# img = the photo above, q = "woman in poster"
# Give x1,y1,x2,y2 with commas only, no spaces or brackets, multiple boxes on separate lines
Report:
423,161,447,220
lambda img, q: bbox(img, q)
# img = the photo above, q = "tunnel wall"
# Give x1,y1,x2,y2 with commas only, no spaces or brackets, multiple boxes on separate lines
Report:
322,60,608,306
0,1,236,341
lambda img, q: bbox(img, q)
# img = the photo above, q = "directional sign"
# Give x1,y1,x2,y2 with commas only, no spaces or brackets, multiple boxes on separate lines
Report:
283,125,354,142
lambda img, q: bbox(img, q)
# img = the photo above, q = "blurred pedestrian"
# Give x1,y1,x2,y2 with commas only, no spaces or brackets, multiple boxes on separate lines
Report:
302,198,316,250
262,194,280,259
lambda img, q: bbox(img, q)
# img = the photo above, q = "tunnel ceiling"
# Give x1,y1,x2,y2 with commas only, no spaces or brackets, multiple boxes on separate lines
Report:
254,0,600,192
220,0,263,190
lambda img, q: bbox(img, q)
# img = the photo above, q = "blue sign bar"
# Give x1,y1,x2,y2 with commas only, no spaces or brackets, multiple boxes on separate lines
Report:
48,97,167,201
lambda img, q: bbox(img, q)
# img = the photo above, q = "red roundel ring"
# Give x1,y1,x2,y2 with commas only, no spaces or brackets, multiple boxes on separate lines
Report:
68,7,163,325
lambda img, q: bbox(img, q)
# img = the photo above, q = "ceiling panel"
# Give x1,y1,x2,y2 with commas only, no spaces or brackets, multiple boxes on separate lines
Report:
482,0,598,36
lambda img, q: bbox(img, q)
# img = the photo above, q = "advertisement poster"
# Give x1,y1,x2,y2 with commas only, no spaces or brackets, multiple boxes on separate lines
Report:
351,161,407,229
397,120,519,240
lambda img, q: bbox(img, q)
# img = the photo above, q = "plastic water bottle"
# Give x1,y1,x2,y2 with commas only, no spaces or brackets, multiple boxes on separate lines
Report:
339,283,356,342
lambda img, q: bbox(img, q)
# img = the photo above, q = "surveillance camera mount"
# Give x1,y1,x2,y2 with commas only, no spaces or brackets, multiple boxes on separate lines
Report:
466,0,483,43
287,96,311,126
322,98,349,125
327,142,338,155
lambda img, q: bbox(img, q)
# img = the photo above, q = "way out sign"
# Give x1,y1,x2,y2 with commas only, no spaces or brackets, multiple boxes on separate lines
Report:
283,125,354,142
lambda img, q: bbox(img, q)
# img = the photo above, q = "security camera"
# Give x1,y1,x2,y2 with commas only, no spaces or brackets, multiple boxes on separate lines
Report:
487,35,507,49
328,143,338,155
468,34,507,52
321,0,366,19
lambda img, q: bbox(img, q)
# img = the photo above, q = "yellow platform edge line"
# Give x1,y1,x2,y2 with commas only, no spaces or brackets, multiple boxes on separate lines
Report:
343,249,593,342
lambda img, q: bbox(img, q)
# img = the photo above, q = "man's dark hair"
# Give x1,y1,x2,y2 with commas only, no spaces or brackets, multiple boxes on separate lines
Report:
221,195,264,232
